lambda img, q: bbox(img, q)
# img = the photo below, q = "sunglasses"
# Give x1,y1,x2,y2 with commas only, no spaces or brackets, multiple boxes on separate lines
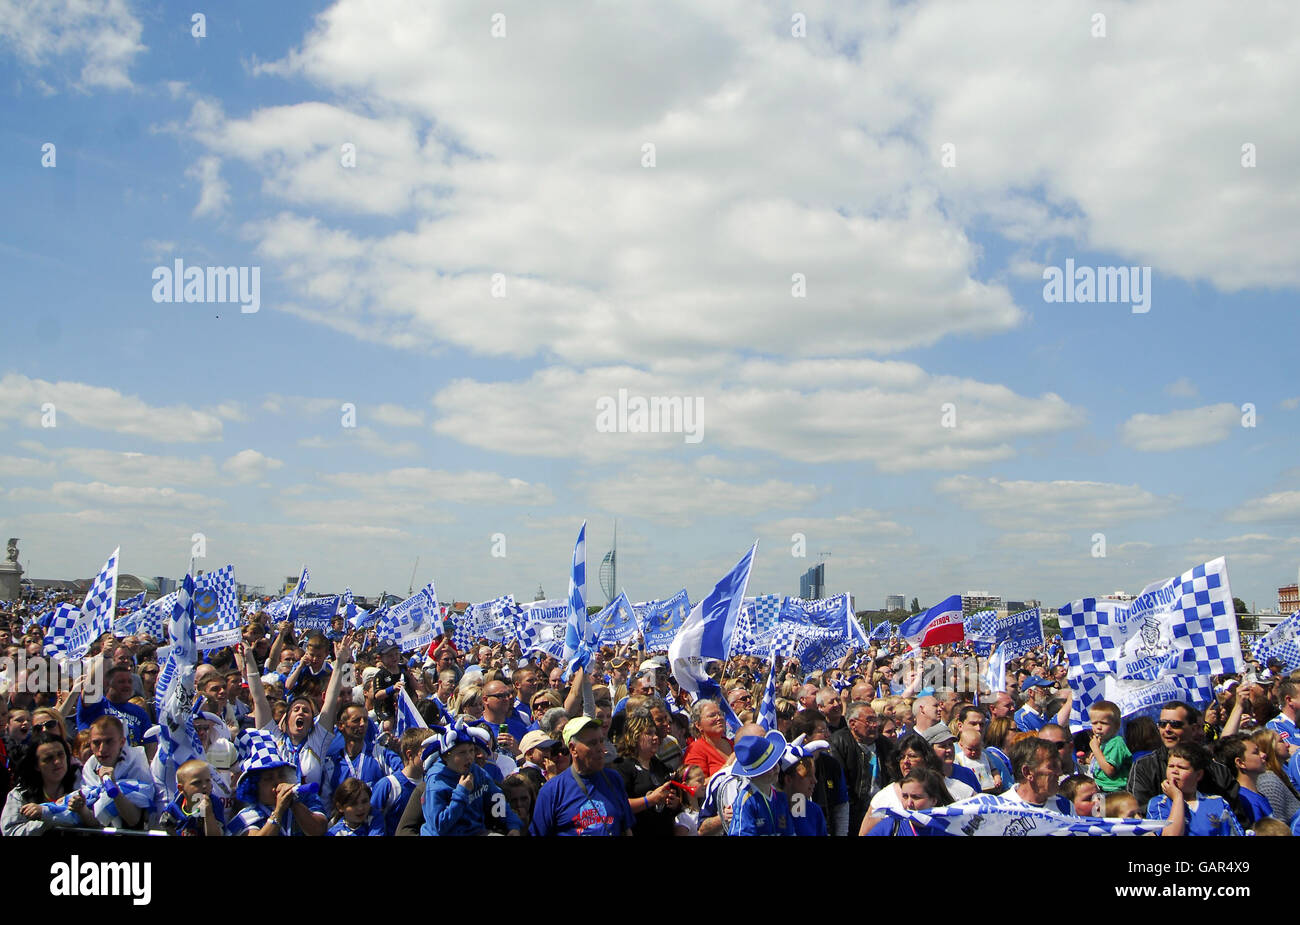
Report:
34,721,62,732
1157,719,1186,729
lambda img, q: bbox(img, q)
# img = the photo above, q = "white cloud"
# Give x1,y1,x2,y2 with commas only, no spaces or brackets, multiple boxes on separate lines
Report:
371,404,424,428
187,156,230,217
1120,403,1239,452
994,531,1071,549
431,360,1081,469
222,450,284,483
51,447,219,486
1227,490,1300,524
0,454,56,480
1163,378,1199,399
1281,397,1300,411
0,0,144,90
754,509,912,543
936,475,1176,530
298,426,420,458
10,481,223,512
586,460,820,526
0,374,223,442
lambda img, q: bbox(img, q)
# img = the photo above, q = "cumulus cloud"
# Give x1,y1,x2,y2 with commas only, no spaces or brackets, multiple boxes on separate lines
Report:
586,460,820,526
936,475,1177,530
0,0,144,90
0,374,223,442
1120,403,1239,452
222,450,285,483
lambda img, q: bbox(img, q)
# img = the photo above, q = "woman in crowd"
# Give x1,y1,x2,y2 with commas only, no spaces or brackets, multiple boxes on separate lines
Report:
613,707,681,837
861,732,947,831
682,699,732,777
1251,727,1300,821
1,732,97,835
864,768,952,837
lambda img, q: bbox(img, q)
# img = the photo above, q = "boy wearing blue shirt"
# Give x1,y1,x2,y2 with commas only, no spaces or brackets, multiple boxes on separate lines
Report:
1266,679,1300,758
421,724,521,836
1147,742,1243,836
371,728,434,836
529,715,632,836
727,731,794,836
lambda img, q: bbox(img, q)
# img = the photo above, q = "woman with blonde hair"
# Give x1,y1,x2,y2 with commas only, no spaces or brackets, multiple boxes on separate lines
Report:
1251,727,1300,821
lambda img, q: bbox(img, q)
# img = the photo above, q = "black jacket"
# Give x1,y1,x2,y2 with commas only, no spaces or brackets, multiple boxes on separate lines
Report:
1130,745,1240,818
829,727,896,833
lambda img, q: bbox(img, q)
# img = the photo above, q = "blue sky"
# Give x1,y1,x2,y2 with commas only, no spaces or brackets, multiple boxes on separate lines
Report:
2,0,1298,612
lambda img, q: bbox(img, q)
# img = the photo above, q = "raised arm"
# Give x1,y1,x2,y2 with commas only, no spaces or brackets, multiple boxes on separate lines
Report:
317,633,353,733
1053,686,1074,728
237,644,273,730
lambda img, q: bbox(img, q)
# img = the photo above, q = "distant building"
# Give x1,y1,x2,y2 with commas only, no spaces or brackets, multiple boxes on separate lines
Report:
962,592,1001,617
1279,584,1299,615
154,576,177,595
800,563,825,601
885,594,905,612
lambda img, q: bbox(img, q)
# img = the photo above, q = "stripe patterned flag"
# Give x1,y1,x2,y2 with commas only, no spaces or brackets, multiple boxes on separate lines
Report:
287,564,310,621
562,521,592,678
1253,610,1300,673
394,685,429,736
668,542,757,696
879,795,1167,836
899,594,964,648
155,571,204,794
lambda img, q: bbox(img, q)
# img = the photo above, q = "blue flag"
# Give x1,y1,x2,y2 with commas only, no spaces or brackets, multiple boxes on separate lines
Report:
594,591,637,646
668,542,757,695
636,590,690,652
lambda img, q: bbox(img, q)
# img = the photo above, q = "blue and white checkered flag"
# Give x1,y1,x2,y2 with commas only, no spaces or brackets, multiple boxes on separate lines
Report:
237,727,289,773
195,564,241,649
756,648,780,731
1254,610,1300,673
562,521,592,678
869,620,891,641
42,603,81,659
1060,558,1242,682
155,571,203,793
135,590,175,639
119,591,145,613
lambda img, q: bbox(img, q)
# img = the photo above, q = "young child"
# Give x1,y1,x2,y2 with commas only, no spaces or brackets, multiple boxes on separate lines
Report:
1060,774,1099,817
420,723,521,836
1087,700,1132,792
727,731,793,836
327,778,383,835
369,728,435,836
162,759,225,837
1146,742,1243,836
1102,791,1141,820
1217,733,1272,825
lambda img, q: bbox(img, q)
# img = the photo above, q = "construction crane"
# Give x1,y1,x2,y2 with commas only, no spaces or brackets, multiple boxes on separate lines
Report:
407,557,419,597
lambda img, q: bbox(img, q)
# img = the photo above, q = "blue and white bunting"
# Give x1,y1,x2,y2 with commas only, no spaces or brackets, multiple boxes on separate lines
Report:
879,795,1167,836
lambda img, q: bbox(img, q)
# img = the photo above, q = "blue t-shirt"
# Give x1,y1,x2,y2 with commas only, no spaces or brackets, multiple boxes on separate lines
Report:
1238,787,1272,825
322,745,388,809
76,697,152,746
782,791,826,837
1014,706,1048,732
727,782,793,836
162,797,226,835
370,770,420,837
529,767,632,836
1145,793,1243,836
327,815,384,836
226,791,326,836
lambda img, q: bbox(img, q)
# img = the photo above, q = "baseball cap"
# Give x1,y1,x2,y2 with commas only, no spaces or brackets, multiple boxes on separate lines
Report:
561,715,601,746
518,730,557,754
921,724,957,747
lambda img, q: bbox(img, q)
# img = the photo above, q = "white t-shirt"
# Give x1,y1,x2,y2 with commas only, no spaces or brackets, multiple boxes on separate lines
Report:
954,749,998,790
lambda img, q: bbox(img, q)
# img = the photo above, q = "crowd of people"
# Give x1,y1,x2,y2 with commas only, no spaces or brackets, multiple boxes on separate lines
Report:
2,587,1298,837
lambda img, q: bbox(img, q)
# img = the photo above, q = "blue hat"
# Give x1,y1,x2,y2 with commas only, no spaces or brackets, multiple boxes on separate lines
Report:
1022,675,1053,689
730,731,787,778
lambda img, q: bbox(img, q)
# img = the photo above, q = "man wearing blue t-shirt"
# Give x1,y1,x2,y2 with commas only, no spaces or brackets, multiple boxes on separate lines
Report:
1013,677,1071,733
529,716,632,836
76,665,151,746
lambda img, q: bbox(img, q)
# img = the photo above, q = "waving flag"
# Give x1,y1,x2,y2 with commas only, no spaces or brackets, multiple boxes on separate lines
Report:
964,609,998,656
296,595,341,633
194,564,241,649
668,542,757,696
343,587,356,626
287,564,310,621
899,594,964,649
594,591,637,645
154,571,204,794
47,549,119,660
135,590,177,639
394,685,429,737
119,591,145,613
380,581,440,651
1059,558,1242,682
635,589,690,651
756,648,780,731
878,795,1167,836
869,620,892,641
1253,609,1300,673
562,522,593,678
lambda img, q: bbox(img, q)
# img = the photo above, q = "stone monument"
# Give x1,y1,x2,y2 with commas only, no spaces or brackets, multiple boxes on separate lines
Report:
0,538,23,603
